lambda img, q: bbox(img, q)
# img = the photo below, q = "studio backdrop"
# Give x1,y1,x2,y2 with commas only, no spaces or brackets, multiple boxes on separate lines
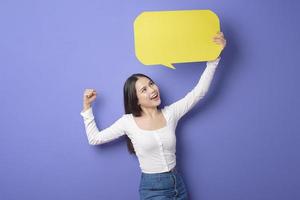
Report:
0,0,299,200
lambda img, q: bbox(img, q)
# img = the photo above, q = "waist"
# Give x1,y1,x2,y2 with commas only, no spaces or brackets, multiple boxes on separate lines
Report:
165,166,177,173
141,166,177,177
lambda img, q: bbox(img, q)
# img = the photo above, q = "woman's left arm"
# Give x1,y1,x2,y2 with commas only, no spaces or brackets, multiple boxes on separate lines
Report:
165,32,226,122
165,57,220,121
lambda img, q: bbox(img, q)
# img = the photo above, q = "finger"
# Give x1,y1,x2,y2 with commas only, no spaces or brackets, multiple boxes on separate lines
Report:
213,36,224,41
84,89,92,95
85,92,93,97
214,32,220,37
84,90,91,95
84,89,96,97
214,37,225,41
216,32,223,36
213,37,222,40
215,34,224,38
213,38,223,43
213,37,222,42
88,89,95,94
213,40,225,46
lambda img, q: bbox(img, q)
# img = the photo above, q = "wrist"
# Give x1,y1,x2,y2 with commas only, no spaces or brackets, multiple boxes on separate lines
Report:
83,104,91,111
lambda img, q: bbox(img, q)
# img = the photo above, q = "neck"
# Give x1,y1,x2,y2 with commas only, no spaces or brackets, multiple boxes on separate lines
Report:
140,106,159,118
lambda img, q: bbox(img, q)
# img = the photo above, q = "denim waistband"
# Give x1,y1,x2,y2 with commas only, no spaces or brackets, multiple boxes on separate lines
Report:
141,167,178,178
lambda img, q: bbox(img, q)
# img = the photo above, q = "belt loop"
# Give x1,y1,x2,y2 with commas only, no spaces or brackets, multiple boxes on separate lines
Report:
172,166,176,173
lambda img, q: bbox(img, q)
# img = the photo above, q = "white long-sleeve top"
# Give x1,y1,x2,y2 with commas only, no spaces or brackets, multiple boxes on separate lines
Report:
80,58,220,174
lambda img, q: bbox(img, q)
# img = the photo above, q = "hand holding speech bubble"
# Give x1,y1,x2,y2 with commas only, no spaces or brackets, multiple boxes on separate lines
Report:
134,10,222,69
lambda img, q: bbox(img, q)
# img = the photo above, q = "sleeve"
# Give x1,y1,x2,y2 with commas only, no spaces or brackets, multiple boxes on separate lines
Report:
80,107,126,145
165,57,221,122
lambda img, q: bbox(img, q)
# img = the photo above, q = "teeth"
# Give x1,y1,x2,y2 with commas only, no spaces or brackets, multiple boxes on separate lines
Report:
151,93,158,99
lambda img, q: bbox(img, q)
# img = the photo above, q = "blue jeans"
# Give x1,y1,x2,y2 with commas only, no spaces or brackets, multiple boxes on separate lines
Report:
139,168,189,200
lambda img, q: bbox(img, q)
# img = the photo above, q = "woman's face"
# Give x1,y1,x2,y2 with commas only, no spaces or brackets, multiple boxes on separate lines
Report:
135,77,161,109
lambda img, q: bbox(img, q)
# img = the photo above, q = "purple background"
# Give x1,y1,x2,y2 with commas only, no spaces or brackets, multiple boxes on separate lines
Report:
1,0,299,199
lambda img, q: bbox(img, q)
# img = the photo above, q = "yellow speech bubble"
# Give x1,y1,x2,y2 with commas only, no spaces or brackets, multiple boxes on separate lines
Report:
134,10,222,69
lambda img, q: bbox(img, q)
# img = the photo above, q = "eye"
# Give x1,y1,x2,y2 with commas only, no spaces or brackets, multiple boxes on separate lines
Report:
141,88,146,93
149,81,154,86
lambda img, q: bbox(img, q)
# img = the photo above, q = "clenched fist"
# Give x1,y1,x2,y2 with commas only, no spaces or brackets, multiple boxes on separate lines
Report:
82,89,97,111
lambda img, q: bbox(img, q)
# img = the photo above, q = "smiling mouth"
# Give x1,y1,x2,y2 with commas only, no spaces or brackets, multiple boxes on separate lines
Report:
150,93,159,100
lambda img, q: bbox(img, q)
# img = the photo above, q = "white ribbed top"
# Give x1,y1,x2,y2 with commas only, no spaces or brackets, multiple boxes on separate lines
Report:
80,58,220,173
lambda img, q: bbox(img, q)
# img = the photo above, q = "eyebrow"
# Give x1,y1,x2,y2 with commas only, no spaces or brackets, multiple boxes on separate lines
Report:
139,80,152,92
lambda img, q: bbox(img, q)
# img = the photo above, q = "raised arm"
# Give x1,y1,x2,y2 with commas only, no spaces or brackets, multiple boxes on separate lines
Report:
165,32,226,122
80,107,126,145
80,89,125,145
165,58,221,121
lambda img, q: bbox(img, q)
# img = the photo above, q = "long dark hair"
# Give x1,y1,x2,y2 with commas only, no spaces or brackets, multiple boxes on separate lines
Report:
123,73,155,155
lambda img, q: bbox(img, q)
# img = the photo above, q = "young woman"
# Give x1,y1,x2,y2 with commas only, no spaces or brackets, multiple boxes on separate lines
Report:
80,32,226,200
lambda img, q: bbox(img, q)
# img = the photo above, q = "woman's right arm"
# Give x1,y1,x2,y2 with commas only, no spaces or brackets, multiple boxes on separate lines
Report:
80,89,126,145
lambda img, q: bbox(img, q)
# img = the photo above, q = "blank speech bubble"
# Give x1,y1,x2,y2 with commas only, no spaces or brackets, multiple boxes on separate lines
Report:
134,10,222,69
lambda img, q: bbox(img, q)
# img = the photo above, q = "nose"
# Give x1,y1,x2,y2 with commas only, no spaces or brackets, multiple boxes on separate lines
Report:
149,87,155,93
149,89,156,97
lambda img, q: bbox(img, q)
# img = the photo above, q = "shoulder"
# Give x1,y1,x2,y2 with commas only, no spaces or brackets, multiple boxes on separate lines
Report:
119,113,132,122
161,106,172,121
119,114,136,135
117,113,134,128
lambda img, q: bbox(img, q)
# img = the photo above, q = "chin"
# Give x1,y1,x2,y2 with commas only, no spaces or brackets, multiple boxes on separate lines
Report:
155,99,161,107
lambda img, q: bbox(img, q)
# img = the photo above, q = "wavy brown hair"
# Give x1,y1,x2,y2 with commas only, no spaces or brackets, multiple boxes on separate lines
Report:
123,73,155,154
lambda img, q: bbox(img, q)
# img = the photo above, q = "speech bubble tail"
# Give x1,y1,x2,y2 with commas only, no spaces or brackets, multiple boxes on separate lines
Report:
164,63,176,69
